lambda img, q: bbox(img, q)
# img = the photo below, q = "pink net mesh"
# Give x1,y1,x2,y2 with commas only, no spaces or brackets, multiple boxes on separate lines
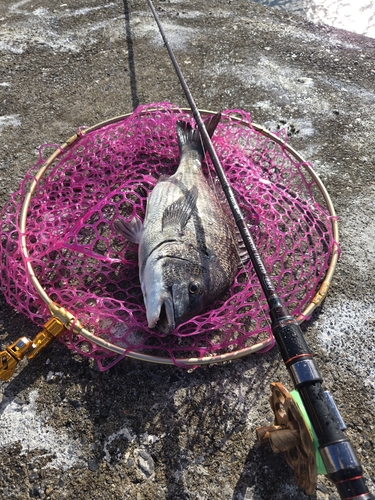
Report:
0,102,334,369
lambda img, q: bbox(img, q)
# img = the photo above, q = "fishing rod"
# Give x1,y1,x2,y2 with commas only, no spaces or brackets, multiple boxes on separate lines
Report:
145,1,374,498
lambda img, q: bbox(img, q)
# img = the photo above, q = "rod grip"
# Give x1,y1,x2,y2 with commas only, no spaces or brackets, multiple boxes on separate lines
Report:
270,311,312,362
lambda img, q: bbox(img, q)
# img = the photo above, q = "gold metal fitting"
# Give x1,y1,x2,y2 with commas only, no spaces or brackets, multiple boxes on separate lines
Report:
27,317,66,360
48,302,84,335
0,337,33,381
0,317,67,381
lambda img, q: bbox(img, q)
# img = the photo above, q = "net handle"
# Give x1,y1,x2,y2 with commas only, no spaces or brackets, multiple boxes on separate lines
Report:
18,109,338,365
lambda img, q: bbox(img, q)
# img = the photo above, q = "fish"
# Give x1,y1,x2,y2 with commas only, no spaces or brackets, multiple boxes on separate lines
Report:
115,113,239,334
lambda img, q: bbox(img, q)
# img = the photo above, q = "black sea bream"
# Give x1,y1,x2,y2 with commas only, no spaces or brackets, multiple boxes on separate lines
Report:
115,114,239,333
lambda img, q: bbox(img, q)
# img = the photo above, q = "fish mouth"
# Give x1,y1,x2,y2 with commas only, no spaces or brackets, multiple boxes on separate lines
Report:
146,294,175,334
157,299,175,334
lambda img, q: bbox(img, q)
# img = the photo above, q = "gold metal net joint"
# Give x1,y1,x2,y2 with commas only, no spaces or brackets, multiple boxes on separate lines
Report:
27,317,66,360
0,317,67,381
48,302,84,335
0,337,33,381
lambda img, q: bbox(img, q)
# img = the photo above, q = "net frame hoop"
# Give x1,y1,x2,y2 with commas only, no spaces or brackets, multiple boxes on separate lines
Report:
18,108,339,366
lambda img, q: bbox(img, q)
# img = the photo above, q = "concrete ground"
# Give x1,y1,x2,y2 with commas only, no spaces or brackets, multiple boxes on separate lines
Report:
0,1,374,499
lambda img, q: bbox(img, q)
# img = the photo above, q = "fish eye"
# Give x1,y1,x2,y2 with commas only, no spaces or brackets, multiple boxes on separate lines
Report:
188,282,201,295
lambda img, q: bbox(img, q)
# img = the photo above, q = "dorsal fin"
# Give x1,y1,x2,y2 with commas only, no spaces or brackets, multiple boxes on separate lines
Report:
176,113,222,158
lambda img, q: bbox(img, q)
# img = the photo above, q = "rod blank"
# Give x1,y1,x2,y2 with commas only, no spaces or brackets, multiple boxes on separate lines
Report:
145,1,374,498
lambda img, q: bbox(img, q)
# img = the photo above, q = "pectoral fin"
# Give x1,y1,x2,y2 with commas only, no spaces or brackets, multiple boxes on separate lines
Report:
162,186,198,233
114,217,143,244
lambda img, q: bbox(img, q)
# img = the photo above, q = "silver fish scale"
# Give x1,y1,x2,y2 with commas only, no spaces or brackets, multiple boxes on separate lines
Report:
140,144,239,310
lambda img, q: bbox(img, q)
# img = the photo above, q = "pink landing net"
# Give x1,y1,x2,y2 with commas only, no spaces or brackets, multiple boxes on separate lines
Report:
0,102,335,369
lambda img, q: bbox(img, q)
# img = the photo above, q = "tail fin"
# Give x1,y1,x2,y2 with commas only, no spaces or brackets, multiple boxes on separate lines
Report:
176,112,221,157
